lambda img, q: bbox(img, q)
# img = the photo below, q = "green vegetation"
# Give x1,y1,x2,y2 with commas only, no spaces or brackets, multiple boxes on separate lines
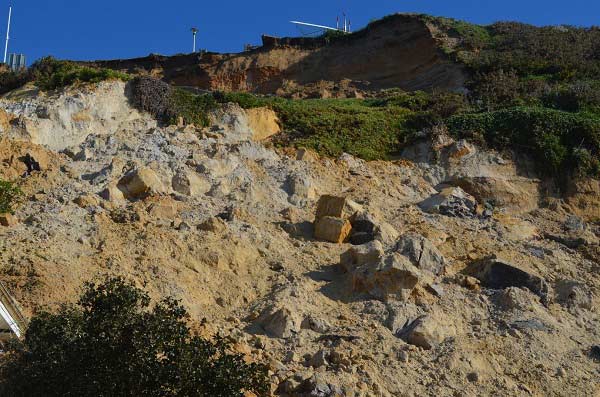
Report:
0,56,130,93
31,57,131,91
0,277,269,397
0,179,21,214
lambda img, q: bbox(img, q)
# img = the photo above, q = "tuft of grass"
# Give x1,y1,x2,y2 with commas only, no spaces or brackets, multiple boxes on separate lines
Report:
0,179,22,214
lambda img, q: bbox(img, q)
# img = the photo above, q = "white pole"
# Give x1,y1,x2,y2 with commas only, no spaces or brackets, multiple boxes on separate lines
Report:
192,33,196,53
3,6,11,64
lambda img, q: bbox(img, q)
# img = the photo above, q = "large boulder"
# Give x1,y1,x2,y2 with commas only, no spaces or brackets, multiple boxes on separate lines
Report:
352,253,422,301
398,315,457,350
471,257,550,304
314,216,352,244
419,186,477,218
395,234,446,275
117,167,166,200
340,240,385,270
315,195,363,221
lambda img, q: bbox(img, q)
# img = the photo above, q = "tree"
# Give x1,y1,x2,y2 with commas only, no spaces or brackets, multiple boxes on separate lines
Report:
0,278,269,397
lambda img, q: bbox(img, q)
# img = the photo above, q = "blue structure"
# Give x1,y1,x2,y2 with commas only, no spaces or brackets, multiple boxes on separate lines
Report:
7,53,25,71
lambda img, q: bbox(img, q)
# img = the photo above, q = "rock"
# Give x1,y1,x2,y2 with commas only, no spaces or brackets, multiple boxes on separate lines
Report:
288,174,316,203
590,345,600,361
419,186,477,218
498,287,543,311
245,107,281,141
315,195,362,221
99,183,126,203
117,167,165,200
555,280,593,310
544,232,596,249
395,234,446,275
19,152,49,174
296,148,319,162
448,140,475,160
146,198,179,220
466,372,480,383
348,211,399,246
259,307,301,339
73,194,100,208
308,349,329,368
197,217,228,234
352,253,422,301
314,216,352,244
340,240,385,270
471,257,550,304
0,213,18,227
398,315,456,350
301,315,331,334
172,170,210,196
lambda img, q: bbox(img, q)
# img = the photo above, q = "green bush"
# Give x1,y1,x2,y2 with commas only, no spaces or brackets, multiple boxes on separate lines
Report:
447,107,600,177
0,277,269,397
30,57,130,91
0,180,21,214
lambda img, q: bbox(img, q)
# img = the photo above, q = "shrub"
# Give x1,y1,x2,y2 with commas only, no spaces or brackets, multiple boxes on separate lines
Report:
130,77,217,126
0,70,30,95
0,277,269,397
447,107,600,177
130,76,175,122
30,57,130,91
0,179,21,214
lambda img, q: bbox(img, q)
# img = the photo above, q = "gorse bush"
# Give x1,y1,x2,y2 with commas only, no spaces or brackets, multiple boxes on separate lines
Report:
0,179,21,214
0,277,269,397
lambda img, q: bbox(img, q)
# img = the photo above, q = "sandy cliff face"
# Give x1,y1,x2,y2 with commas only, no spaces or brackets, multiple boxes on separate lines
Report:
86,14,466,96
0,81,598,396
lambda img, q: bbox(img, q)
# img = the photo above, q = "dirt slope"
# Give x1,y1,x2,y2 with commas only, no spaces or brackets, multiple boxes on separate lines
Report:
1,82,599,396
85,14,466,96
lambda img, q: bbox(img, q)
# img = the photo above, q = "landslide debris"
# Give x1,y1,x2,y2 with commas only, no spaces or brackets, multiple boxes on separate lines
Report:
0,81,598,396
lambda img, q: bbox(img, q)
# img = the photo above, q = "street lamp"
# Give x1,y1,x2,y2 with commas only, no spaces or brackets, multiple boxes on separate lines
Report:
191,27,198,53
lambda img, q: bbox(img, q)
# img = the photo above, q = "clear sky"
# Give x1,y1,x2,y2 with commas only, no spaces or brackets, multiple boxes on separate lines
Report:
2,0,598,64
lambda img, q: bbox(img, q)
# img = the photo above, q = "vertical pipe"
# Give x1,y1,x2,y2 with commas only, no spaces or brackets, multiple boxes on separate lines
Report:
3,6,11,64
192,33,196,53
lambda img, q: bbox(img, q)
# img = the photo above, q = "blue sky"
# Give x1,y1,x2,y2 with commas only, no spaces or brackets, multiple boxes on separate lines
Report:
2,0,598,64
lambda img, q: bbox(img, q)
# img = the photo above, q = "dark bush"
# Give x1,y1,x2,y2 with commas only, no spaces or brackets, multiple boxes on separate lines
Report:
0,277,269,397
0,70,31,95
130,76,175,122
130,77,217,126
0,179,22,214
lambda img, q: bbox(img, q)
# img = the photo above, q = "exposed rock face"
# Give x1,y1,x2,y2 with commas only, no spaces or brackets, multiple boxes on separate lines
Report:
245,107,280,141
83,14,466,96
258,307,301,339
0,81,153,151
566,178,600,221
